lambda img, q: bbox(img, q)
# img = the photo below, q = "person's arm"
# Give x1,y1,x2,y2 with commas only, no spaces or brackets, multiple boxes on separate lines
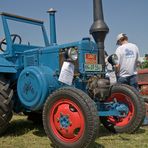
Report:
114,64,120,75
136,47,141,66
114,48,121,75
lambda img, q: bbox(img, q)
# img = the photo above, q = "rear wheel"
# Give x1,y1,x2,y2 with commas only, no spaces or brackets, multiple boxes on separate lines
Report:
0,78,13,135
100,84,145,133
43,87,99,148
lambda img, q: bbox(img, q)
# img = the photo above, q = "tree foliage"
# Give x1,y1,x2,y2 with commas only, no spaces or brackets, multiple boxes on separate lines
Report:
140,57,148,69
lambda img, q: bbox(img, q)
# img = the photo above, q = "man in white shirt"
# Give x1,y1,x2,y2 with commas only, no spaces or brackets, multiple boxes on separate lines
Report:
115,33,140,90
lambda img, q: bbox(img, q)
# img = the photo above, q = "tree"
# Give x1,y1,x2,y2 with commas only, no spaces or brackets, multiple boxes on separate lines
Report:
141,57,148,69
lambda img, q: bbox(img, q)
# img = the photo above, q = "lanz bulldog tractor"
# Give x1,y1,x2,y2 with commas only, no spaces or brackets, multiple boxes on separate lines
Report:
0,0,145,147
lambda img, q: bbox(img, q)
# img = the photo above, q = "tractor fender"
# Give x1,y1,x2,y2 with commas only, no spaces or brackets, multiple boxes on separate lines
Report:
0,56,16,73
17,66,59,110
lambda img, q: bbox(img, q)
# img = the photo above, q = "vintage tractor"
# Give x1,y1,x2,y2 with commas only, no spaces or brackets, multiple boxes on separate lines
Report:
0,0,145,147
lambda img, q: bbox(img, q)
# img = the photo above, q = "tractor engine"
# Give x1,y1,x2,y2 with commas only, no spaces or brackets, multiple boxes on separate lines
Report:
87,76,110,100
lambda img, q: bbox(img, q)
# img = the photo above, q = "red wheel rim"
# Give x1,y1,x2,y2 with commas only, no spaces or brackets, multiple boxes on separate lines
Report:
49,98,85,143
106,93,135,127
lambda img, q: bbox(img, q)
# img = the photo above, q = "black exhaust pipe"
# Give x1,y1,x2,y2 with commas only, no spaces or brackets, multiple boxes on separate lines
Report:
89,0,110,100
90,0,109,75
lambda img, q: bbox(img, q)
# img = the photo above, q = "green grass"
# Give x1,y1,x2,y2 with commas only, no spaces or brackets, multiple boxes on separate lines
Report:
0,115,148,148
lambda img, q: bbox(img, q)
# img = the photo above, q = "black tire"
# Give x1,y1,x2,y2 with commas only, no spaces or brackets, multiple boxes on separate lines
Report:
43,87,99,148
0,78,13,135
139,93,148,126
100,84,145,133
141,95,148,103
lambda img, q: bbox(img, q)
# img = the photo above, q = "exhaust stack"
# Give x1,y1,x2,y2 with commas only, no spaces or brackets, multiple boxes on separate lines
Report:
47,8,57,45
90,0,109,74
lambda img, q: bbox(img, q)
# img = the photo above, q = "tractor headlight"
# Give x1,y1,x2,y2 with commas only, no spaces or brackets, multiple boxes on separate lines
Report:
68,47,78,61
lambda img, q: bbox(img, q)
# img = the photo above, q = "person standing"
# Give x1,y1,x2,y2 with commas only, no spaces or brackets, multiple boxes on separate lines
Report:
115,33,140,90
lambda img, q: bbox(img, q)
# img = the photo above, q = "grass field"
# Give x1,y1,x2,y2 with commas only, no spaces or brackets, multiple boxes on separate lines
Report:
0,115,148,148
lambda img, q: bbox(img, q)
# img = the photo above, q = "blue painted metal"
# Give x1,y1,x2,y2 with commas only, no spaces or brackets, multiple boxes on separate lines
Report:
15,37,99,110
1,12,50,56
98,102,129,117
47,8,57,45
0,56,16,73
42,25,50,47
17,66,59,110
0,11,130,117
60,114,70,128
1,15,12,55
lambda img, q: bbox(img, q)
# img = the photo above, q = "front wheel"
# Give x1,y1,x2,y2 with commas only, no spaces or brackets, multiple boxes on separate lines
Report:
100,84,145,133
43,87,99,148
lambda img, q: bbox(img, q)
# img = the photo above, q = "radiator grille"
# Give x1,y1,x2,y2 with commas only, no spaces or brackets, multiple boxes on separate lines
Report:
24,55,38,67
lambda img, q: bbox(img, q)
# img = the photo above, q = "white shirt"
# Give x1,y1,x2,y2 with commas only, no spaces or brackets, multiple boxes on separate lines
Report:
115,42,140,77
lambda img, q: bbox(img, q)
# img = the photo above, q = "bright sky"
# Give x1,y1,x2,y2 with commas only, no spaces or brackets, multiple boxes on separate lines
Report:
0,0,147,56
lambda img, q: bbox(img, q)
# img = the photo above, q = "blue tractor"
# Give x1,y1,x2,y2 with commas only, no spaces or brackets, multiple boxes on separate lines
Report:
0,0,145,147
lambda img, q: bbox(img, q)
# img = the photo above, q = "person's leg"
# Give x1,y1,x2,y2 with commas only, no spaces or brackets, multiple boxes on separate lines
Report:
117,76,128,85
129,75,139,91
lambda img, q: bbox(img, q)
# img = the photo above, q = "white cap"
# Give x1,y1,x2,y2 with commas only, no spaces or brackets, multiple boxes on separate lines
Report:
116,33,127,45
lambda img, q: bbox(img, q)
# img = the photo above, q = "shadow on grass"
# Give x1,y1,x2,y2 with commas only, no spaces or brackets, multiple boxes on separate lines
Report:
33,128,46,137
3,115,146,148
98,125,112,137
49,142,104,148
135,127,146,134
3,118,46,137
92,142,105,148
96,124,146,139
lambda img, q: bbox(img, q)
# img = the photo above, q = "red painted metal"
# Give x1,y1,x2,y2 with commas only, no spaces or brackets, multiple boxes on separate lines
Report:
106,93,135,126
140,85,148,95
49,99,85,143
138,69,148,85
138,68,148,75
138,68,148,95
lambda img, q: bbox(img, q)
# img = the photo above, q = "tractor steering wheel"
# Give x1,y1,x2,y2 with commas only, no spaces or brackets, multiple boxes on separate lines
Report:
0,34,22,52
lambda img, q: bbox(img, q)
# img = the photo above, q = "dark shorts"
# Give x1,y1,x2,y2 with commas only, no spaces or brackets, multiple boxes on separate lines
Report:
117,75,139,91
